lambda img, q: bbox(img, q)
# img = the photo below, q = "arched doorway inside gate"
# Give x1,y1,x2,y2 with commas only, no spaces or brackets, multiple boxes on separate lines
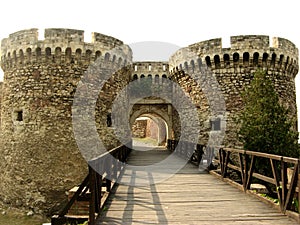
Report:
131,114,168,147
129,103,173,149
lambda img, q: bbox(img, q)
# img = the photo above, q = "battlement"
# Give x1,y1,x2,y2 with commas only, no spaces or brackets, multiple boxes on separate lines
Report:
230,35,270,49
92,32,123,48
0,28,132,71
132,61,169,80
188,35,298,54
170,35,299,77
189,38,223,53
44,28,84,43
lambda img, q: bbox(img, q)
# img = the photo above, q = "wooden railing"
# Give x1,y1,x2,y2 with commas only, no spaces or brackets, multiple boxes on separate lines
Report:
51,144,131,225
214,148,300,218
167,139,205,166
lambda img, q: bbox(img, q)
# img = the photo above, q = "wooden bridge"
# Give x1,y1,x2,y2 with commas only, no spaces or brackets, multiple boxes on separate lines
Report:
52,141,300,225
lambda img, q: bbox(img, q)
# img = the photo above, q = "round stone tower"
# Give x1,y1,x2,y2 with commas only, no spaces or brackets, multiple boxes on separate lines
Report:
169,35,299,147
0,28,132,214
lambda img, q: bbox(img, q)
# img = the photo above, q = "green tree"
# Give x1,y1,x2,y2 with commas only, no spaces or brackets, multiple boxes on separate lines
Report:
238,69,299,158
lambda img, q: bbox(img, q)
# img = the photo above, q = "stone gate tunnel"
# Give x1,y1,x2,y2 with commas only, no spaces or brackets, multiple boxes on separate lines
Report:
128,62,173,143
0,28,299,224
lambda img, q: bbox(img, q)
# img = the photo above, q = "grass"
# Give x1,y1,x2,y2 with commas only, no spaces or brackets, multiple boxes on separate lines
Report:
0,208,49,225
133,137,158,146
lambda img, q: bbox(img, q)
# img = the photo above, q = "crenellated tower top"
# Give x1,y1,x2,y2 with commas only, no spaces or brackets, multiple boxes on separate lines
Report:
0,28,132,72
169,35,299,77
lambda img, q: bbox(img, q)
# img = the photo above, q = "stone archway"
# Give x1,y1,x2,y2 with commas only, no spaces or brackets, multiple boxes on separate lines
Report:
129,102,173,144
132,114,168,146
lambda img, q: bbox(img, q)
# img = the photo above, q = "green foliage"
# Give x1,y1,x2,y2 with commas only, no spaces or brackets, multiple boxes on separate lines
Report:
78,221,88,225
259,193,279,205
238,69,299,158
292,197,299,212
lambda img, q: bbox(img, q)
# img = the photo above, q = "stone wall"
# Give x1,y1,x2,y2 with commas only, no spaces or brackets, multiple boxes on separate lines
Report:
146,119,158,140
0,28,132,214
169,35,299,147
132,119,147,138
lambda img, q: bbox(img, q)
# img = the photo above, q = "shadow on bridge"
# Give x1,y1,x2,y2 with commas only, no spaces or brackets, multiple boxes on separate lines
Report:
97,147,171,224
97,147,298,225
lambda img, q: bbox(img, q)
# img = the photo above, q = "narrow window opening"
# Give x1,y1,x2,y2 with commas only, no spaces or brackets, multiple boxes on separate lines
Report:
233,53,239,63
210,118,221,131
155,75,159,83
262,53,268,62
107,113,112,127
86,50,92,62
214,55,221,68
162,74,167,83
112,55,116,62
118,57,122,65
243,52,249,65
184,62,189,70
223,54,230,67
191,60,195,72
95,51,101,60
45,47,51,56
279,54,284,64
26,48,32,60
16,110,23,122
253,52,259,66
104,52,110,61
271,53,276,66
76,49,82,59
205,56,211,67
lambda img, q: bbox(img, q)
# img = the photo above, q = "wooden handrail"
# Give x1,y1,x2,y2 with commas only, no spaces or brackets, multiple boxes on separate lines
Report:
51,143,132,225
167,139,205,166
216,147,300,217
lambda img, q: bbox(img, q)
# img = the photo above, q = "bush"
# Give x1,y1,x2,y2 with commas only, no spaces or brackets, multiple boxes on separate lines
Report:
238,69,299,158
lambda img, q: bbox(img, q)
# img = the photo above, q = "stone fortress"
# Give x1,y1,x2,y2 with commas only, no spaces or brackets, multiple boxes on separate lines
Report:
0,28,298,214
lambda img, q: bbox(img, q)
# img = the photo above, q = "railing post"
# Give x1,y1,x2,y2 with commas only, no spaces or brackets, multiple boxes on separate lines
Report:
196,144,204,165
106,157,112,192
281,159,287,212
96,173,102,214
218,148,223,175
246,155,255,190
89,166,96,225
243,151,248,192
110,152,117,182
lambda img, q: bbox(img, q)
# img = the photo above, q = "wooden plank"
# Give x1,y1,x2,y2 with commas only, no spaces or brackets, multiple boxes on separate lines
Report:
96,148,299,225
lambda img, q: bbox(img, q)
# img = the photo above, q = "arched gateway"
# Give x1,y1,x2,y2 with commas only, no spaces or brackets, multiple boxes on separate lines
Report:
0,29,298,214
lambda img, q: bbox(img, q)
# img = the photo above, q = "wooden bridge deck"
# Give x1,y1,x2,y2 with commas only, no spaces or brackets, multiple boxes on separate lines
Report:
97,147,298,225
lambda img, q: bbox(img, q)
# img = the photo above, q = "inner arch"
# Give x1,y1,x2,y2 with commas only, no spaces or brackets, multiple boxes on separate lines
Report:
131,114,168,148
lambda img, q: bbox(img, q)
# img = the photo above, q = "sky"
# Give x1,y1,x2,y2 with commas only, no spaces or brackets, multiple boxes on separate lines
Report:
0,0,300,136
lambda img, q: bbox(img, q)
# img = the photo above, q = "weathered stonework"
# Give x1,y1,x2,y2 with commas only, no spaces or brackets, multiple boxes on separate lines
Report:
132,120,147,138
169,35,299,147
0,30,298,215
0,28,132,214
